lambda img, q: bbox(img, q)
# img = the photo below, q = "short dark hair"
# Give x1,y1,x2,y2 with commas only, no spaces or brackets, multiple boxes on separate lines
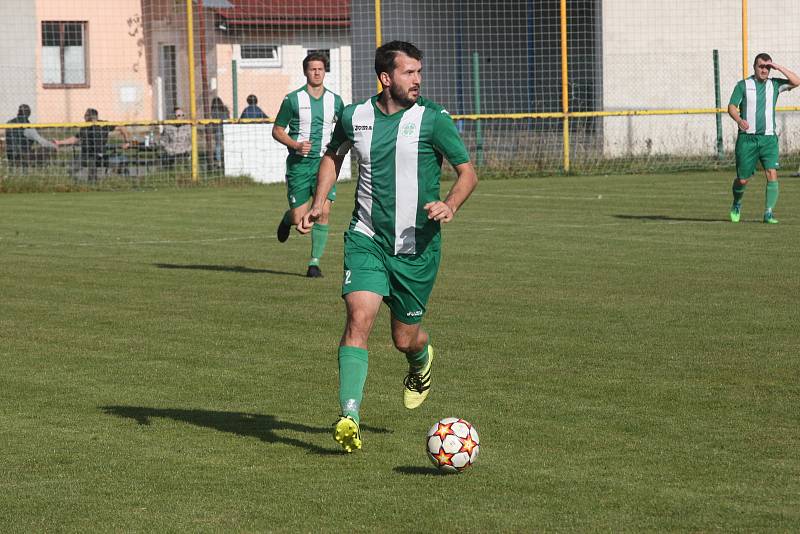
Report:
303,53,329,72
246,94,258,105
374,41,423,77
754,53,772,66
17,104,31,118
84,108,99,120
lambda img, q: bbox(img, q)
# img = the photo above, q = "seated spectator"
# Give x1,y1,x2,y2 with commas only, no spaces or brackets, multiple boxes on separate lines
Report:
5,104,57,170
159,107,191,168
55,108,130,182
240,94,268,119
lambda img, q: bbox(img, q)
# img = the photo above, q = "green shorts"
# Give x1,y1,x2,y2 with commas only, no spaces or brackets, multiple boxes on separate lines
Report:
285,154,336,208
735,134,780,179
341,230,441,325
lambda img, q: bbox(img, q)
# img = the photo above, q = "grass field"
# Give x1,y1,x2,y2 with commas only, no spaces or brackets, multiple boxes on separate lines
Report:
1,171,799,532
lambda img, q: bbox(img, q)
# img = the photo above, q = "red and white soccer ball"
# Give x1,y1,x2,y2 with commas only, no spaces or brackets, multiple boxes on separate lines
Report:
426,417,480,473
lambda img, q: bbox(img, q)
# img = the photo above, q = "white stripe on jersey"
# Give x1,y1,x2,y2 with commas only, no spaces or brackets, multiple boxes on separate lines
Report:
744,78,757,134
297,91,312,152
352,102,376,238
764,79,775,135
394,103,425,255
320,91,336,157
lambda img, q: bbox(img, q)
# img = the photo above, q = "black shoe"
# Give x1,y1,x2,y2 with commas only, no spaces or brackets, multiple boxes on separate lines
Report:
306,265,323,278
277,219,291,243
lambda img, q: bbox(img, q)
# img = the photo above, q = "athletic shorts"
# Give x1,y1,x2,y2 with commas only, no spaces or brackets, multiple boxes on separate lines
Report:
735,134,780,179
341,230,441,325
285,154,336,208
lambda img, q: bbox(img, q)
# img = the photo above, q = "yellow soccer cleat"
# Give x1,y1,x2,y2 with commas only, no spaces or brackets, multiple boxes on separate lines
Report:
333,415,362,453
403,345,434,409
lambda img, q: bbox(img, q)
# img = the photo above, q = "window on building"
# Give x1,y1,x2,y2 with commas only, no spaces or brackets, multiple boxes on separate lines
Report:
42,21,88,87
239,44,281,68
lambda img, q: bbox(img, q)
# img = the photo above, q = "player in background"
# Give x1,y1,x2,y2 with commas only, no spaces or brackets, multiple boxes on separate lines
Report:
299,41,478,452
727,53,799,224
272,53,344,277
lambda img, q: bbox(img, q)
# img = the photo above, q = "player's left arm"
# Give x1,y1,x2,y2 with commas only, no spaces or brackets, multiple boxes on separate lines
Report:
425,162,478,223
768,62,800,89
425,109,478,223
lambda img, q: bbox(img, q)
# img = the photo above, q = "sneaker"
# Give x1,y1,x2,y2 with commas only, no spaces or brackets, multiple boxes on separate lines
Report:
403,345,434,409
763,212,779,224
730,204,741,223
306,265,323,278
277,219,291,243
333,415,362,453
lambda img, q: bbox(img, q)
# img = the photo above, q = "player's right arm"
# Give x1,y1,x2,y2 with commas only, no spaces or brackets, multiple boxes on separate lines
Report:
727,81,748,131
298,152,343,234
271,95,311,155
298,115,351,234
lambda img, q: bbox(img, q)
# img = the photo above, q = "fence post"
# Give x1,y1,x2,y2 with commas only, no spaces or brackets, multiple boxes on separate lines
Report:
741,0,748,78
713,49,724,160
232,59,239,118
472,52,483,167
375,0,382,93
560,0,570,173
185,0,199,182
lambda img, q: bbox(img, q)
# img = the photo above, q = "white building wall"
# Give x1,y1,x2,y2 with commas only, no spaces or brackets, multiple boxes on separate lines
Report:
0,1,37,121
603,0,800,157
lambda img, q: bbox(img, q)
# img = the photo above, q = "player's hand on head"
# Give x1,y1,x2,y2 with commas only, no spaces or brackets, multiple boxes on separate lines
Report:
424,201,455,223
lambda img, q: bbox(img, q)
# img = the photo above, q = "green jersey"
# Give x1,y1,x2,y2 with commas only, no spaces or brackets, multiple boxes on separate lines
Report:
328,95,470,256
275,86,344,158
729,76,792,135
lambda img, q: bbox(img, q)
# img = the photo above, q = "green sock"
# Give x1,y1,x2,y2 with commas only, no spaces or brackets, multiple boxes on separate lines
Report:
406,344,429,372
732,178,746,206
309,223,329,267
765,181,779,211
281,210,292,226
338,346,368,423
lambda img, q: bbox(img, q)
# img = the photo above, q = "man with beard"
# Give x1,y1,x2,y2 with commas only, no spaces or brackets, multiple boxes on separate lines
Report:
298,41,478,452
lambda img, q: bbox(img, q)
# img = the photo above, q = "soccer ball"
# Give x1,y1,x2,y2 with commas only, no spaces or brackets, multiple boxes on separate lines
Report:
426,417,480,473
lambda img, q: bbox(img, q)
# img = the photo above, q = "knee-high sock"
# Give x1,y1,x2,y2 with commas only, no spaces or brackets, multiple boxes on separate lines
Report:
405,343,430,371
765,181,779,211
338,346,368,423
732,178,747,206
309,223,329,266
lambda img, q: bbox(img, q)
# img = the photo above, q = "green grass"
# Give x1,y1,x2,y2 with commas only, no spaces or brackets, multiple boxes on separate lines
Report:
1,172,799,532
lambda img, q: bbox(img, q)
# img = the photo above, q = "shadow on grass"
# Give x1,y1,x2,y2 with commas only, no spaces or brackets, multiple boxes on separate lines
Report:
393,465,449,476
153,263,305,277
101,405,390,455
613,214,727,223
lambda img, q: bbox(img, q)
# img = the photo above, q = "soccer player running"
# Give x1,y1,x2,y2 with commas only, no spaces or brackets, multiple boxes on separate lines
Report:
299,41,478,452
727,53,799,224
272,53,345,277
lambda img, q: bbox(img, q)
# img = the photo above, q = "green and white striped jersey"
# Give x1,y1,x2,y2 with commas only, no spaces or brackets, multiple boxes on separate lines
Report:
729,76,793,135
275,86,344,158
328,95,470,256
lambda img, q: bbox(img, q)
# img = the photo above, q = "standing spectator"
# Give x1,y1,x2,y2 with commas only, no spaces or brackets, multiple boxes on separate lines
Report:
159,107,191,168
210,97,229,168
240,94,268,119
55,108,130,183
5,104,57,170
